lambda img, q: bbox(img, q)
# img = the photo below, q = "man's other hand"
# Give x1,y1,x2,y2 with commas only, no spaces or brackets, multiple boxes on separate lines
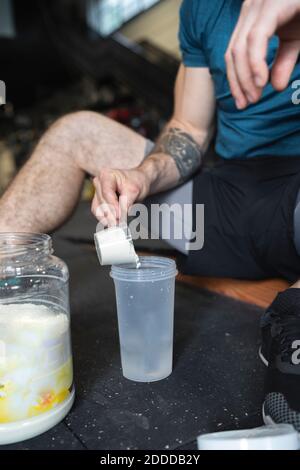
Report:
225,0,300,109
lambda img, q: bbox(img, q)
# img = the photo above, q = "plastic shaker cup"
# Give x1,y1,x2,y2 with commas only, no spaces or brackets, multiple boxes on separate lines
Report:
110,256,177,382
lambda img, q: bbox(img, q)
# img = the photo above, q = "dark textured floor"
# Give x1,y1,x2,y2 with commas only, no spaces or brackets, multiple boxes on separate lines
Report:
2,203,265,450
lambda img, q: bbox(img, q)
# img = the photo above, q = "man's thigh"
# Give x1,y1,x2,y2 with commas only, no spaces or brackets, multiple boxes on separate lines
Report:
63,112,149,176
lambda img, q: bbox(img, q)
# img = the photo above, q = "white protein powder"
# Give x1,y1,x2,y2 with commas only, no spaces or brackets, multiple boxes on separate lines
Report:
0,303,69,333
0,303,72,423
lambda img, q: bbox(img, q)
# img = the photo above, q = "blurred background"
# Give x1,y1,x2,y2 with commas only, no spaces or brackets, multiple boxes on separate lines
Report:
0,0,181,198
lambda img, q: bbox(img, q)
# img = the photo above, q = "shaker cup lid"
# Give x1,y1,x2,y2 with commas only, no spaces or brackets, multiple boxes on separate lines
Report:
197,424,299,450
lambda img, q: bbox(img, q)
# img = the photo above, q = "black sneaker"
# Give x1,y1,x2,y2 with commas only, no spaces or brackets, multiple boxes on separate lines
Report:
260,289,300,431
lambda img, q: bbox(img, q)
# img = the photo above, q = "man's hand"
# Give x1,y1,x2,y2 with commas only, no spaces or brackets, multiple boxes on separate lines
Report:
92,168,150,227
225,0,300,109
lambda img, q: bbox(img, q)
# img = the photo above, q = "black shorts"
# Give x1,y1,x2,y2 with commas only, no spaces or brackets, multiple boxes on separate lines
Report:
179,157,300,282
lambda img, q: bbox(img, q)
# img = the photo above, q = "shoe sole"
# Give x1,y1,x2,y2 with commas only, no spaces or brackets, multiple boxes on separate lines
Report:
258,346,269,367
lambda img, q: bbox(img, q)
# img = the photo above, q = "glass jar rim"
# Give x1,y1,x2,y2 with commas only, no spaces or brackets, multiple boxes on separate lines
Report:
110,256,177,282
0,233,52,257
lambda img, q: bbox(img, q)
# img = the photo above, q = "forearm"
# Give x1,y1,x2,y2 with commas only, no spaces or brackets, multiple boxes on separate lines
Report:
138,118,213,196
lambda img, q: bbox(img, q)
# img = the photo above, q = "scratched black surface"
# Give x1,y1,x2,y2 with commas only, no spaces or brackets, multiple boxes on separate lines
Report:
2,204,265,450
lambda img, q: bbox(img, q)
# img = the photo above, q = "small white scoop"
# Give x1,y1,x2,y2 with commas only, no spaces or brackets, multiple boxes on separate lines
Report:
94,223,140,267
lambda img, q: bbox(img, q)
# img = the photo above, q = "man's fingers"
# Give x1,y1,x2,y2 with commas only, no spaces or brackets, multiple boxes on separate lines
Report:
96,203,116,227
225,9,248,108
225,50,247,109
118,194,130,225
101,177,120,223
229,1,263,103
92,169,141,227
248,31,271,88
271,40,300,90
231,39,262,104
247,1,281,88
227,0,300,105
225,0,264,106
93,176,117,226
91,193,109,226
91,193,99,217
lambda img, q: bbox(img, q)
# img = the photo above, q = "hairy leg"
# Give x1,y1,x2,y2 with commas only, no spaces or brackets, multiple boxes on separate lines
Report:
0,111,147,233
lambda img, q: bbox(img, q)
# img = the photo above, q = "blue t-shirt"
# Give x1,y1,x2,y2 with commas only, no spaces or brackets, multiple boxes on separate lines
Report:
179,0,300,159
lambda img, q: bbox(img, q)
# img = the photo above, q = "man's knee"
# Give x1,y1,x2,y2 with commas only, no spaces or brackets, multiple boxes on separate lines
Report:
48,110,105,142
36,110,108,167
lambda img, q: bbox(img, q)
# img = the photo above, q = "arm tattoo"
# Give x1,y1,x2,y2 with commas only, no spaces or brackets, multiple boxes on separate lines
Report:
152,127,203,183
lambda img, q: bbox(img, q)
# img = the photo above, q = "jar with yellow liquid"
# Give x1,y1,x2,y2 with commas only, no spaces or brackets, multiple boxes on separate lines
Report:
0,233,74,445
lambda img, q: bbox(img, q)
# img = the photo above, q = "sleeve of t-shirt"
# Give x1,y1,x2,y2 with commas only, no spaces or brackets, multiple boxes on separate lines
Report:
178,0,208,67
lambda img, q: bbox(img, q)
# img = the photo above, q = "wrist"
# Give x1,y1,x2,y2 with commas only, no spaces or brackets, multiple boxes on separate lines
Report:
136,158,159,199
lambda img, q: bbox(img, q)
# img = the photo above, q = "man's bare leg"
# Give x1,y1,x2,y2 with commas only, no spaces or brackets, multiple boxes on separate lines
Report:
0,111,147,233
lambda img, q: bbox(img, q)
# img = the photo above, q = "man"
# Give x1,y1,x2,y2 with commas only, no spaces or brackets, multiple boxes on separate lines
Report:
225,0,300,431
1,0,300,429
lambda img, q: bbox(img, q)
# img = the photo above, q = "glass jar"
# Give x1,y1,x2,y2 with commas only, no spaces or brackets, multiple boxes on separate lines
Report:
0,233,74,445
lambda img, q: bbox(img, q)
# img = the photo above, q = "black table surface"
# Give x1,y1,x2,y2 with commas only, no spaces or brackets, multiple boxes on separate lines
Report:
2,204,265,450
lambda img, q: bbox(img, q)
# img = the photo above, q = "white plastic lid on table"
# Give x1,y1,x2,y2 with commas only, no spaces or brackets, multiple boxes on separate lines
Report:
197,425,299,450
